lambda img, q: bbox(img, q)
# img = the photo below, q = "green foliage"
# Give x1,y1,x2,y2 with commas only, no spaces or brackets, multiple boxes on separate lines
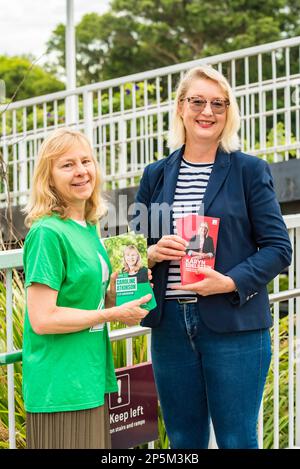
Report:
46,0,300,84
0,55,64,101
263,314,291,449
256,122,297,163
46,12,147,84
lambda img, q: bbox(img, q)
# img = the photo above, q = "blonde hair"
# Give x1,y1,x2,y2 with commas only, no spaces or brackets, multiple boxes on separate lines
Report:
199,222,209,232
122,245,142,273
24,128,106,227
168,65,240,153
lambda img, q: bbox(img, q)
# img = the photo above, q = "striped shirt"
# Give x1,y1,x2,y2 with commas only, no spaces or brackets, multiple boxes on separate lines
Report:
165,157,214,299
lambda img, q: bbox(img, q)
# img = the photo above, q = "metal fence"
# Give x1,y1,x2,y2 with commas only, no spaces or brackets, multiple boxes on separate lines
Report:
1,213,300,449
1,36,300,206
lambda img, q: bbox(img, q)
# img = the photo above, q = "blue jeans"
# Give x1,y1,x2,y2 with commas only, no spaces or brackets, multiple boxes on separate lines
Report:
151,300,272,449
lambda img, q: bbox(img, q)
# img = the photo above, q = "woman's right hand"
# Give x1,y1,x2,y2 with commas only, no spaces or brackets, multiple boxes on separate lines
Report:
147,235,188,267
109,294,152,326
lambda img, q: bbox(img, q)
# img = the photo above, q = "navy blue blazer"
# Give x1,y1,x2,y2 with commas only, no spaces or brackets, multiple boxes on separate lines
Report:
132,146,292,332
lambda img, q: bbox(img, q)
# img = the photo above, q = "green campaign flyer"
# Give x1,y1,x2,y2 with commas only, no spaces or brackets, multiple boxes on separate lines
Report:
103,232,157,311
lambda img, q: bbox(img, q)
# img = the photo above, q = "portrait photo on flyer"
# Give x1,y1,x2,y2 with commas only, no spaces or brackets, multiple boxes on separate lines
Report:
176,214,220,285
104,232,157,311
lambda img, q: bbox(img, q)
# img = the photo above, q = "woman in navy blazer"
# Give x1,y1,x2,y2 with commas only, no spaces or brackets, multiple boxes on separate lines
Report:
133,66,292,449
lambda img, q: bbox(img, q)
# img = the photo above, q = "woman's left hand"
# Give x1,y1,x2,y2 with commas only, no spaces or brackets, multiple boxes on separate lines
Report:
172,267,236,296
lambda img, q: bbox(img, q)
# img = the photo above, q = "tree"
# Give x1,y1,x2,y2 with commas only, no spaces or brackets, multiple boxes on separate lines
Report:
0,55,64,102
46,12,154,84
46,0,300,84
111,0,300,59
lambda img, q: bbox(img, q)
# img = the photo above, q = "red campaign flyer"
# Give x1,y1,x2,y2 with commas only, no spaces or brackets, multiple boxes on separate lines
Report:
176,214,220,285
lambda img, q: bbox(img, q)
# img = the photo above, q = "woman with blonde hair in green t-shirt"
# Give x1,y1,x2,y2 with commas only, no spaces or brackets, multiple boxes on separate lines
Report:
22,128,152,449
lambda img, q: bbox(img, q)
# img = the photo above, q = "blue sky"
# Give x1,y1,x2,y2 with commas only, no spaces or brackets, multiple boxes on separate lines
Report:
0,0,109,61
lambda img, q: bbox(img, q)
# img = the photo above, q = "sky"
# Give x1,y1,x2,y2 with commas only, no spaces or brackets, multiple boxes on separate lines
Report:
0,0,110,60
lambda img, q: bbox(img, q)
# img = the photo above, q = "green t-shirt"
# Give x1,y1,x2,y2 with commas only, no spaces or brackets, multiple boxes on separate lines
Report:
22,215,118,413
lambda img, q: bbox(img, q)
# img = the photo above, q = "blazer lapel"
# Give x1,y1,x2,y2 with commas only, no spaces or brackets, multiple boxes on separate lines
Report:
163,146,184,206
163,146,184,234
201,148,231,214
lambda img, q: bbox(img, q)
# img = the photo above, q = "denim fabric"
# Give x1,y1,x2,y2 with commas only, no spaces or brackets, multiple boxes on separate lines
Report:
151,300,272,449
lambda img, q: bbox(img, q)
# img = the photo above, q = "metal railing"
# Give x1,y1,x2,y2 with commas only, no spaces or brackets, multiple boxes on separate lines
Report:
0,213,300,449
1,36,300,206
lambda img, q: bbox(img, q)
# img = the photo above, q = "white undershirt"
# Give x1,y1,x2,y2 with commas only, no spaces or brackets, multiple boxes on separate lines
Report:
72,219,87,227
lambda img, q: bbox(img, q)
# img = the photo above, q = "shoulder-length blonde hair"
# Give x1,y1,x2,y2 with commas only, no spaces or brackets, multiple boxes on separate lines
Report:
168,65,240,153
122,245,142,273
24,128,107,227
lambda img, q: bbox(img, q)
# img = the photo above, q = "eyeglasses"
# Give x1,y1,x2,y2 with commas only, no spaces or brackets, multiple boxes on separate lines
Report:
180,96,230,114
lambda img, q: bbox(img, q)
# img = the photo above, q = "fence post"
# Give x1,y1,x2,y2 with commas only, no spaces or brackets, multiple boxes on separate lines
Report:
6,268,16,449
18,139,27,206
83,90,94,145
